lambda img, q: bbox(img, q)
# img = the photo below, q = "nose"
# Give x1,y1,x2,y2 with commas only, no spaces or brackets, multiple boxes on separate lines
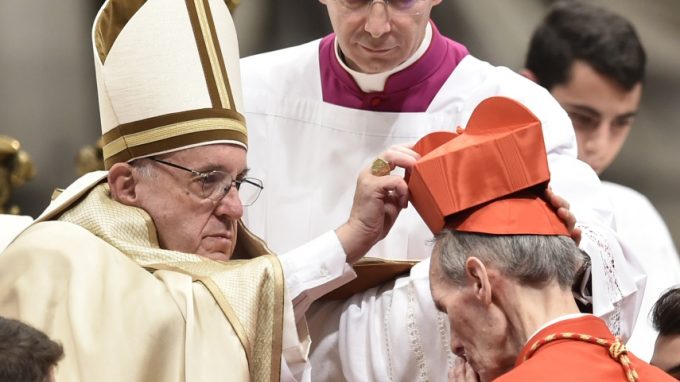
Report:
581,122,610,155
449,327,466,358
214,187,243,219
365,0,391,38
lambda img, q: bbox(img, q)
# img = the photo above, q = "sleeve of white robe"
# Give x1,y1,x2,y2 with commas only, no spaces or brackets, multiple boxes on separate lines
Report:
278,230,357,381
278,230,357,321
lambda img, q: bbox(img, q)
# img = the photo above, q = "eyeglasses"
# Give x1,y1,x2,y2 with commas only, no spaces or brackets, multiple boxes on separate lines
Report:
333,0,426,16
149,157,264,206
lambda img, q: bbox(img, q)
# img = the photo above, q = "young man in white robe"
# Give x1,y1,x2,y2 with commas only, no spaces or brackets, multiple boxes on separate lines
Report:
522,0,680,361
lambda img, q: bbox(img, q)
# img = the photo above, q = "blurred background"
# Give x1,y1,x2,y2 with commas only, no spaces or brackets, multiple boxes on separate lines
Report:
1,0,678,245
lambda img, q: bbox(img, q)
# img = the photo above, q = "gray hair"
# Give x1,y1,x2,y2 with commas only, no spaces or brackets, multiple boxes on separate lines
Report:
129,157,159,178
433,229,580,289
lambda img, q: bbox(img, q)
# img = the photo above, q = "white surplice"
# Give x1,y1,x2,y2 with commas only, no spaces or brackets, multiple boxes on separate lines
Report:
241,40,647,381
603,181,680,361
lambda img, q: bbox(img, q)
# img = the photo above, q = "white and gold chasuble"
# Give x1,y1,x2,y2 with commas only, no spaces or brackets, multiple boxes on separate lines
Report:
0,181,296,381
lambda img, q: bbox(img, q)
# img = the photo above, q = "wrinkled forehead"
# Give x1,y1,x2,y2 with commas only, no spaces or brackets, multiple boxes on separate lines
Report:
160,143,247,169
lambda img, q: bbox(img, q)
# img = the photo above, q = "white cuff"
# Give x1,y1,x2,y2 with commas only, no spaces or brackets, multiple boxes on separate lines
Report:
278,230,357,319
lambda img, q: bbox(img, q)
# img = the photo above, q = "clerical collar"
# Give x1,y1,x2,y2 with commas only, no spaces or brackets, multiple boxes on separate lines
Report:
319,23,469,112
335,23,433,93
526,313,591,344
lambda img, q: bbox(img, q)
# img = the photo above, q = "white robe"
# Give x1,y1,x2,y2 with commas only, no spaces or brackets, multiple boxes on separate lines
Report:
241,39,647,381
603,181,680,361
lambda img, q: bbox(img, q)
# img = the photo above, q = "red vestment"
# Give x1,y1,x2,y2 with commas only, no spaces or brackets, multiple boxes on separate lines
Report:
496,315,673,381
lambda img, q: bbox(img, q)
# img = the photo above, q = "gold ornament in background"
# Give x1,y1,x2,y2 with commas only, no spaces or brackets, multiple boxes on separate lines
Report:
227,0,240,12
75,137,105,176
0,135,36,214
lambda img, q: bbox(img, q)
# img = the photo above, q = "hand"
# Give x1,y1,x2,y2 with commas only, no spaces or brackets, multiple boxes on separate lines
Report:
335,145,420,263
544,186,581,245
449,357,480,382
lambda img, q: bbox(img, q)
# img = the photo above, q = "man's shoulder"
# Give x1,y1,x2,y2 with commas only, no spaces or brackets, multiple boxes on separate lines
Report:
450,55,569,142
11,220,105,249
496,347,605,381
602,180,666,225
2,220,135,273
601,181,651,206
452,54,558,107
601,180,676,250
240,38,322,74
500,357,675,382
0,220,179,306
240,38,326,105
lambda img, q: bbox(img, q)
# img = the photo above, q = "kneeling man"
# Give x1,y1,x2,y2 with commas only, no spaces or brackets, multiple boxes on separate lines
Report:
408,97,672,381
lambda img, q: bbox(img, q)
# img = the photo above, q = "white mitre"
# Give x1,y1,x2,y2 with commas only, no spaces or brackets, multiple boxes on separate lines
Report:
95,0,247,168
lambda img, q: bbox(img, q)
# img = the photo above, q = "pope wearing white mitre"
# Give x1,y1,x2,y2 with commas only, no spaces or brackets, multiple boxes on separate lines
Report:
0,0,406,381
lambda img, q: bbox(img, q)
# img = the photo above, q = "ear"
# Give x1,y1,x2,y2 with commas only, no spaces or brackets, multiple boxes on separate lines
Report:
519,68,537,83
465,257,492,306
107,163,139,206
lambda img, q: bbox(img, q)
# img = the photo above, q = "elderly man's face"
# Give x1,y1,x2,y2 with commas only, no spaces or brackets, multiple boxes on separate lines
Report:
133,144,246,261
429,251,517,382
321,0,441,74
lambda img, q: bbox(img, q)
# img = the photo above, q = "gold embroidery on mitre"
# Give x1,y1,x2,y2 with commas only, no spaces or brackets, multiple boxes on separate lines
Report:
193,0,232,109
102,117,246,159
95,0,246,169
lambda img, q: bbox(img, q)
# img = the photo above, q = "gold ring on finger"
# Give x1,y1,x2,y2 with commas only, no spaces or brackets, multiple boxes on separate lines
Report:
371,157,391,177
